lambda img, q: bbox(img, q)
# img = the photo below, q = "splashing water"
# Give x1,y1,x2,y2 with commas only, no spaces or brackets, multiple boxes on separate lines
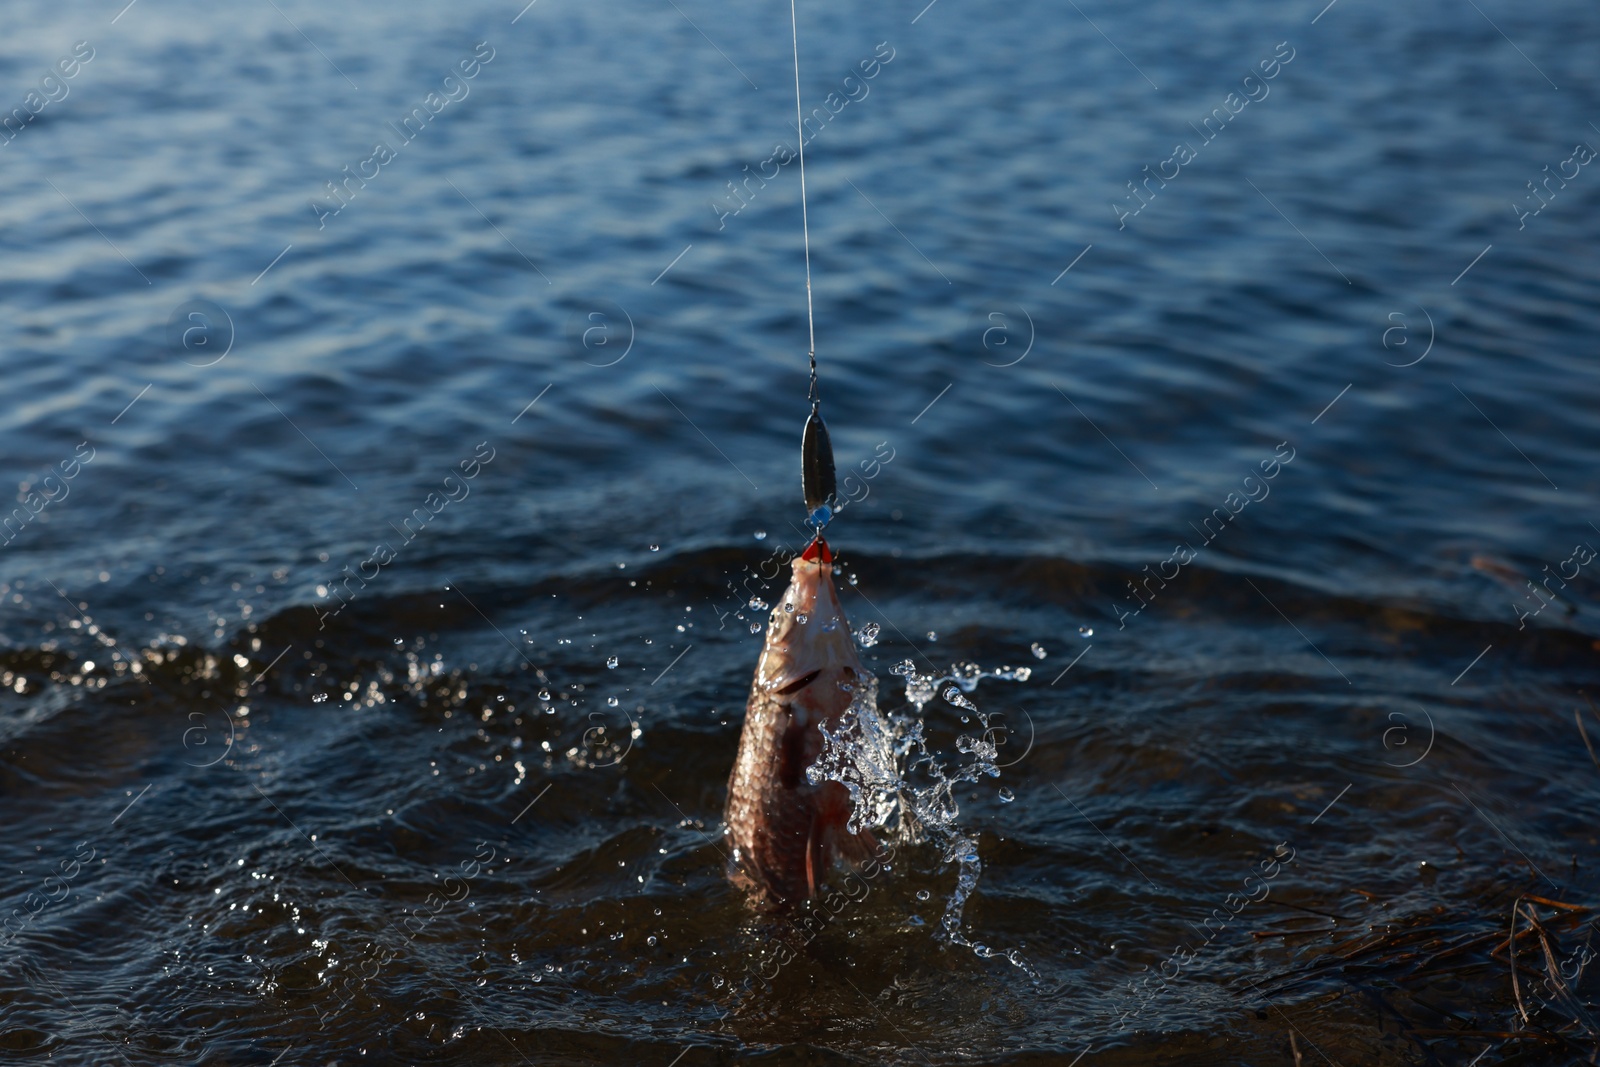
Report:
806,661,1034,974
894,660,1032,713
942,686,976,712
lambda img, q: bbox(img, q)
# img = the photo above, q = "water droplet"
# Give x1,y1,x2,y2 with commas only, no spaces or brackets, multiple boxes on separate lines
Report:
1031,642,1047,660
754,530,767,541
943,686,977,711
649,544,660,552
605,656,618,669
646,935,658,946
797,613,808,624
915,889,931,902
1079,625,1093,637
848,573,859,586
538,689,551,701
748,597,767,610
926,631,938,642
998,787,1015,803
607,696,619,707
750,623,762,634
853,622,881,648
783,603,795,613
890,659,917,676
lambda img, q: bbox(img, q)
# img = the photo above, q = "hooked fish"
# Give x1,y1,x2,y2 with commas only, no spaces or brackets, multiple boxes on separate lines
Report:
724,536,881,904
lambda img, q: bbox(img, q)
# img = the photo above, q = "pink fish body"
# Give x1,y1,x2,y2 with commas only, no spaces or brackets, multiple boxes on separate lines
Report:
725,538,880,904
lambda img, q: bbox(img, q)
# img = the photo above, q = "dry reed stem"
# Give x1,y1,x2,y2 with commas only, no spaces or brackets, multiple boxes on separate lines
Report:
1510,897,1529,1027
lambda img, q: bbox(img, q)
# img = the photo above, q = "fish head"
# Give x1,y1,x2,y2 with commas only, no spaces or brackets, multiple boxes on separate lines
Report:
755,538,864,700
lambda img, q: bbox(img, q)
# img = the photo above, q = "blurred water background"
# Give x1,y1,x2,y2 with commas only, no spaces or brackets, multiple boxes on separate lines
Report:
1,0,1599,1062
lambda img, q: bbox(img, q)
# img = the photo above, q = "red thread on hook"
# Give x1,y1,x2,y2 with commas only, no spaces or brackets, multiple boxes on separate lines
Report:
801,536,832,563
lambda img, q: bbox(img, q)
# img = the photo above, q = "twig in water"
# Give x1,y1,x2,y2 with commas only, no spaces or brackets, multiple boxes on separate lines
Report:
1578,699,1600,772
1522,894,1591,913
1523,902,1600,1039
1509,897,1529,1027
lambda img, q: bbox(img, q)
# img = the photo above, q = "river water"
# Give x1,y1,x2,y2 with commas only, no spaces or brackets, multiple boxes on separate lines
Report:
1,0,1598,1063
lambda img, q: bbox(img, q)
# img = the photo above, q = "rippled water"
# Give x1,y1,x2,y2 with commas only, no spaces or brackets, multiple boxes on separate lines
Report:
3,0,1599,1062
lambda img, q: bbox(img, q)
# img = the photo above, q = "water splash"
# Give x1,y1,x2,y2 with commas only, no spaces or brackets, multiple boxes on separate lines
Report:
806,661,1034,974
942,686,976,712
893,660,1032,714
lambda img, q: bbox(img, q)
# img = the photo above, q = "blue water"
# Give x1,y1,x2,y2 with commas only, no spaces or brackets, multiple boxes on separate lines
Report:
2,0,1598,1062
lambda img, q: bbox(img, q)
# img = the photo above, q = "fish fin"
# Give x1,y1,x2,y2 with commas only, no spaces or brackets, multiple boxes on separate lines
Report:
805,813,819,900
774,669,821,696
801,535,832,563
832,823,882,869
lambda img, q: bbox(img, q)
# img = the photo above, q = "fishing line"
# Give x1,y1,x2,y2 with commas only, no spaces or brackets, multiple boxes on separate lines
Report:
789,0,816,406
791,0,837,523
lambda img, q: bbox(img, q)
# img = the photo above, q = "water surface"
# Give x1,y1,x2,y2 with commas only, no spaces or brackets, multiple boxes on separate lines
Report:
2,0,1598,1062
